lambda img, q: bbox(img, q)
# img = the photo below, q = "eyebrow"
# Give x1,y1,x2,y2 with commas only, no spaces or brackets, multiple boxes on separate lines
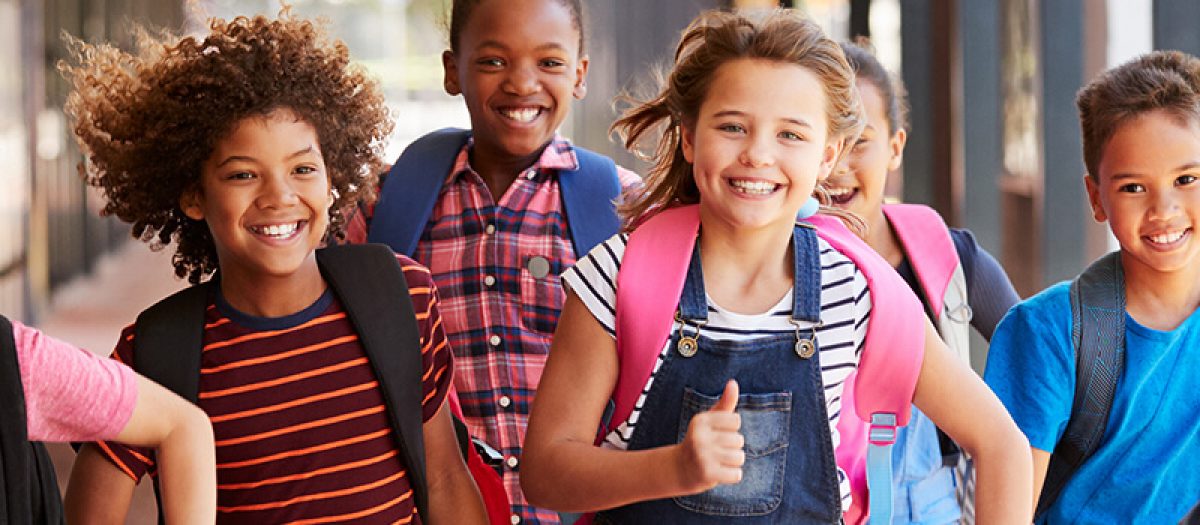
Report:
711,110,813,129
215,145,317,168
476,41,569,53
1110,161,1200,181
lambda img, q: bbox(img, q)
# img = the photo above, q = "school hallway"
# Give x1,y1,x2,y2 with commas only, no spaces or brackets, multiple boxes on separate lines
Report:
35,243,186,524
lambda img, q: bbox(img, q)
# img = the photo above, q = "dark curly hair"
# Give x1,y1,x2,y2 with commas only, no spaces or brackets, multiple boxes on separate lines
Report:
61,9,393,283
449,0,585,54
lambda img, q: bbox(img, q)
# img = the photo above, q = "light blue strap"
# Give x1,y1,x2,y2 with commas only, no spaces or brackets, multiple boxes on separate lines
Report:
868,412,899,524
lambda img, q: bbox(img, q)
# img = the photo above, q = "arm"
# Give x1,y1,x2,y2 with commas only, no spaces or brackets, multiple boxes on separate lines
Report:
421,399,488,525
1032,447,1052,511
912,318,1033,523
521,292,743,512
951,229,1020,340
66,374,216,525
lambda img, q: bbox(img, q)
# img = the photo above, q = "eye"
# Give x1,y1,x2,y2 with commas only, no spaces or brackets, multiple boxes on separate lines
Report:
778,130,803,141
1177,174,1197,186
718,123,746,134
477,57,505,69
540,58,566,68
852,137,869,150
294,165,318,176
1118,183,1145,193
226,171,254,181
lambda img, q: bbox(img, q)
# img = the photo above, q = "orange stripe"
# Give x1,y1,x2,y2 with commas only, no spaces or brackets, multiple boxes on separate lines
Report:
421,340,448,382
217,470,407,512
202,313,346,352
427,316,445,348
201,335,358,374
287,492,413,524
215,406,385,447
125,446,154,466
218,450,399,490
400,264,426,273
407,286,432,295
205,318,231,329
218,428,390,469
199,357,367,399
210,381,378,423
96,441,139,481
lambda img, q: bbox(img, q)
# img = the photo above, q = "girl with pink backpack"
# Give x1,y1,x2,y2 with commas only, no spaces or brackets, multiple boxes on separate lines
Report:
520,9,1031,524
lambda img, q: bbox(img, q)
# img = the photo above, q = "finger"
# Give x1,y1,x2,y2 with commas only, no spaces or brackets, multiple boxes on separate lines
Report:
714,465,744,485
710,380,739,413
718,449,746,468
702,412,741,431
714,432,745,450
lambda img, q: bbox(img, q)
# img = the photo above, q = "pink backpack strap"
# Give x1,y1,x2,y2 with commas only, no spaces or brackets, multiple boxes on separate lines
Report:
607,205,700,440
806,214,925,524
882,203,958,318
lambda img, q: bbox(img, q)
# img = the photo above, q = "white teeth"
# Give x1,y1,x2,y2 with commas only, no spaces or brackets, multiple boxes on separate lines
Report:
730,179,778,195
501,108,540,123
1149,230,1186,244
825,186,853,197
255,222,299,238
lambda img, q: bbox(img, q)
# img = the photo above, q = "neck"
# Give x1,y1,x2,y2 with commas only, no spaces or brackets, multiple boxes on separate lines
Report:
1121,251,1200,331
218,256,327,318
471,140,546,199
697,209,795,314
865,207,906,267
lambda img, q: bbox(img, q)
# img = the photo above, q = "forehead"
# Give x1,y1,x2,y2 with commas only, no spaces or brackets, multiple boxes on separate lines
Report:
702,59,827,128
458,0,579,53
1097,109,1200,181
854,80,887,128
211,110,320,156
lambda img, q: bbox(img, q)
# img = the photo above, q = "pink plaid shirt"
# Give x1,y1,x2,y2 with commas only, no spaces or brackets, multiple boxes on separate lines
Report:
346,136,639,524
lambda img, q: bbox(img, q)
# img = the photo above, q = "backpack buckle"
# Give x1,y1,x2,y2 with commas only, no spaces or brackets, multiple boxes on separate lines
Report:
868,413,898,445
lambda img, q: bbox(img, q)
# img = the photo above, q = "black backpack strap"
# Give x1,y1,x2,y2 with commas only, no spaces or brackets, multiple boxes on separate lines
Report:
315,244,429,516
1036,251,1125,519
0,315,65,525
134,283,212,404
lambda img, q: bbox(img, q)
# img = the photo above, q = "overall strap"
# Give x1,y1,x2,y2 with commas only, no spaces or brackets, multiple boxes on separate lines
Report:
315,244,429,516
1036,251,1125,520
881,204,959,318
806,214,925,525
609,205,700,440
0,315,32,525
367,128,471,256
559,147,622,258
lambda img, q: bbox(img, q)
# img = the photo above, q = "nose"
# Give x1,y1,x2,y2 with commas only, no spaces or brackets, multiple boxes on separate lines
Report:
738,133,775,168
1148,188,1182,220
502,62,541,97
257,171,299,209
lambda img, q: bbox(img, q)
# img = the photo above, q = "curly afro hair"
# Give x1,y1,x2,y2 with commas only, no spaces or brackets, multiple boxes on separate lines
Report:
62,8,393,283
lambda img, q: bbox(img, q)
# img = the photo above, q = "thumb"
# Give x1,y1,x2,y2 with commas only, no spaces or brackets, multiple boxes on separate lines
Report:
710,380,739,413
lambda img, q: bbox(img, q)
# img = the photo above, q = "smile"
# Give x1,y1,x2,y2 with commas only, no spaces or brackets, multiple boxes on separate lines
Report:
825,186,858,205
729,179,780,196
498,106,544,124
1143,227,1191,249
248,221,305,240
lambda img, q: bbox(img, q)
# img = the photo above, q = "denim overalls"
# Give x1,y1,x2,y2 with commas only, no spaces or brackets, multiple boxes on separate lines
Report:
892,407,962,523
596,226,843,524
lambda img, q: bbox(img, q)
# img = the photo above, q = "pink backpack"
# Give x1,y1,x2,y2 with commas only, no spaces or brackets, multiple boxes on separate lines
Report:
607,204,927,524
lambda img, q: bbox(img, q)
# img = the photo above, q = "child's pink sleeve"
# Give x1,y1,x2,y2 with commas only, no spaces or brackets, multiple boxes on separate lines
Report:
13,321,139,442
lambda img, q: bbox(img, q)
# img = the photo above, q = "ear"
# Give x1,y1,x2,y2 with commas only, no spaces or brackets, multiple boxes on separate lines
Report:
817,138,842,181
1084,173,1107,222
886,128,907,172
180,186,205,221
573,54,590,99
679,122,696,164
442,50,462,96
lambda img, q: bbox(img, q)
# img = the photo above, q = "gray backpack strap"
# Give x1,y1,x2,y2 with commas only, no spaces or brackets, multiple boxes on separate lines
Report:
1036,251,1125,519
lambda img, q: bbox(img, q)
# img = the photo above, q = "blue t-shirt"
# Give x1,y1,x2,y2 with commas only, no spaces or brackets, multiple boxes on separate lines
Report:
984,281,1200,523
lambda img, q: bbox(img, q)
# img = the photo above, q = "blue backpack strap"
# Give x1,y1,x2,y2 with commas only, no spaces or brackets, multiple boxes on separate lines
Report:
560,146,621,258
367,128,472,256
1036,251,1125,520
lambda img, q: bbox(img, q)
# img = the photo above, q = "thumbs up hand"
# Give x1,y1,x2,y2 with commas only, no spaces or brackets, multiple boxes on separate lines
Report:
675,380,746,494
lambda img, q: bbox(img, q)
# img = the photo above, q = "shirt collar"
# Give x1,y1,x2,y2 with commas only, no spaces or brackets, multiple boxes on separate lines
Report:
447,134,580,183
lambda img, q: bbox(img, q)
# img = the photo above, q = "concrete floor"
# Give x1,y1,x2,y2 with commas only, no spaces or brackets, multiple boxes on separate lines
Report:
35,242,187,524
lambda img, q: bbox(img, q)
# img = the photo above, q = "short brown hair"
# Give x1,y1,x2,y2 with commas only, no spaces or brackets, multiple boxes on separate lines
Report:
62,9,393,283
1077,50,1200,179
611,9,865,228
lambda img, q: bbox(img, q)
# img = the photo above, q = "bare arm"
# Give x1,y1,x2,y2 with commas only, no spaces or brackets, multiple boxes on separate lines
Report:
911,319,1033,523
522,292,743,512
422,399,488,525
66,374,215,525
1031,447,1051,514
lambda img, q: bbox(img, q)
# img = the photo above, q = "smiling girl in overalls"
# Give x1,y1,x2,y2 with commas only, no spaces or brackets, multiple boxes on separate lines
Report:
520,10,1032,524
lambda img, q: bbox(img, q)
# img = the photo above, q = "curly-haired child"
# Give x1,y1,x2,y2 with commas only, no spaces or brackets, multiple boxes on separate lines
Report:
60,10,487,524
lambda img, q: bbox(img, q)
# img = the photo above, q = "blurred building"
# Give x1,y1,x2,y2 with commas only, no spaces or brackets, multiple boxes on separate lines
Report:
0,0,1194,320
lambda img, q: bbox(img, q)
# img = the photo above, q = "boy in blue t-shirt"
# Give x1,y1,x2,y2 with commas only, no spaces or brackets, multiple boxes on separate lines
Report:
984,50,1200,523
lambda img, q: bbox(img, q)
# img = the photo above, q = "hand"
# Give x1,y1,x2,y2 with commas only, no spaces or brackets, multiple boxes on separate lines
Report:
675,380,745,494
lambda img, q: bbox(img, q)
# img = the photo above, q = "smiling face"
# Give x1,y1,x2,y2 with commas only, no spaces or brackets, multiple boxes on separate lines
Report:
1086,109,1200,278
826,80,905,218
443,0,588,164
182,108,331,284
681,58,838,232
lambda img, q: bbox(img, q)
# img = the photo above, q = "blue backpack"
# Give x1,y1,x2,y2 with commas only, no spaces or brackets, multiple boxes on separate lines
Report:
366,128,623,258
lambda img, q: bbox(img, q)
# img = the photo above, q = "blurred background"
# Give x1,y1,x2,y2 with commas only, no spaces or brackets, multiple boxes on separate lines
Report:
1,0,1195,522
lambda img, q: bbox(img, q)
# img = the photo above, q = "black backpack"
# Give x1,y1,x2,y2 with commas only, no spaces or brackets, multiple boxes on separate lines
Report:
131,244,461,521
1035,251,1126,519
0,315,65,524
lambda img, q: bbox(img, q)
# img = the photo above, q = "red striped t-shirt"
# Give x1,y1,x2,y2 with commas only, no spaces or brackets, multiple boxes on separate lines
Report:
97,257,452,524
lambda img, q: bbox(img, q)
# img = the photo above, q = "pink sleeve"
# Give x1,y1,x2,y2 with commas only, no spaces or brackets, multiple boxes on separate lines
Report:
13,321,139,442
